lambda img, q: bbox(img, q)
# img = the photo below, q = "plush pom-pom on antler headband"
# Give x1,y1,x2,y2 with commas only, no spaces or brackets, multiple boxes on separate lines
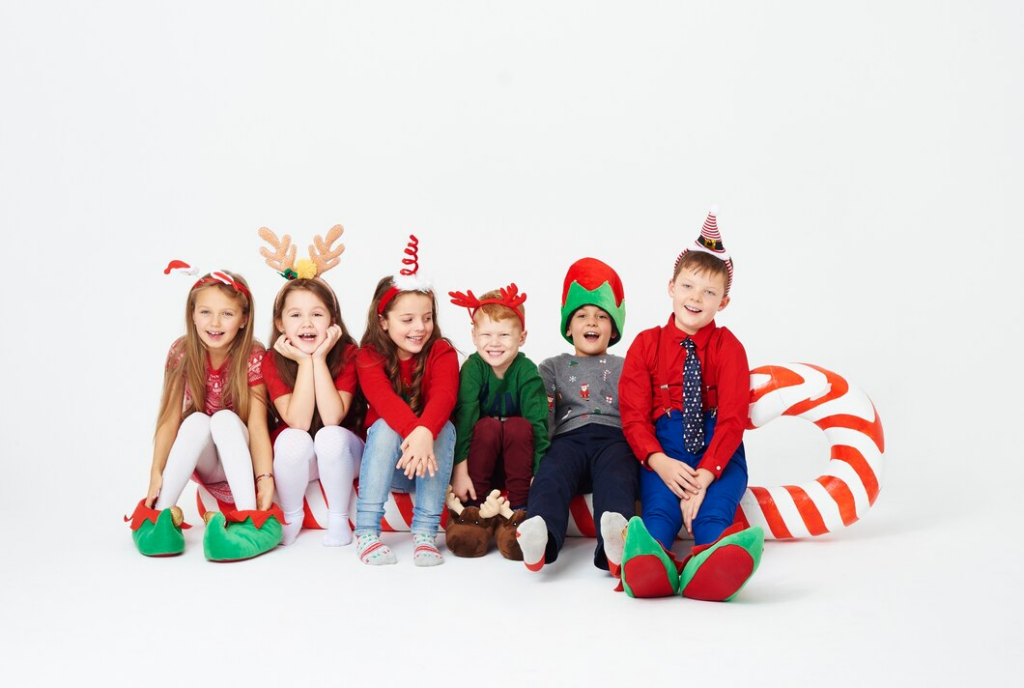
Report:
449,283,527,326
258,224,346,281
674,205,735,292
164,260,251,301
378,234,433,314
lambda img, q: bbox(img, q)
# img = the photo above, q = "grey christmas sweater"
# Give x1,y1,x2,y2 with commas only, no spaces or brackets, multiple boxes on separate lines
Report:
538,353,625,438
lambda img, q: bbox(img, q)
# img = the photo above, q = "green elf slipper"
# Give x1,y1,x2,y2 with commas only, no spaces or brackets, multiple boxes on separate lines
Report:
203,505,284,562
125,500,190,557
620,516,681,598
679,524,764,602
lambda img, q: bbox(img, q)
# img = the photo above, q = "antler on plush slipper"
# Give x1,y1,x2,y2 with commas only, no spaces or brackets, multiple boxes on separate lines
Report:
478,489,504,519
445,486,465,516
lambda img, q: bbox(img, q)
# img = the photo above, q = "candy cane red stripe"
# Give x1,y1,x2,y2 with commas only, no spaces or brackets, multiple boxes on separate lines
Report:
831,445,881,505
748,365,805,405
782,485,829,536
569,495,598,537
817,409,885,453
746,486,794,539
816,475,859,527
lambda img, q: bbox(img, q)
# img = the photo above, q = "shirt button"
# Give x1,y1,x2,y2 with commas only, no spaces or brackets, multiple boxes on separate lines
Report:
716,466,721,471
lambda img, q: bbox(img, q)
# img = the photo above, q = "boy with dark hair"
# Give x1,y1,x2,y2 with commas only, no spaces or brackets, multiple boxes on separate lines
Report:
516,258,639,572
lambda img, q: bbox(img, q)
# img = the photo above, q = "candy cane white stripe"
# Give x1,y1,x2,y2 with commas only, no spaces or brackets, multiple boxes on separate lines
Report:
801,480,846,532
824,427,884,476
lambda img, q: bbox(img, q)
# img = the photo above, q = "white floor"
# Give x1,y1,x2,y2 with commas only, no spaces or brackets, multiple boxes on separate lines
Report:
2,2,1022,686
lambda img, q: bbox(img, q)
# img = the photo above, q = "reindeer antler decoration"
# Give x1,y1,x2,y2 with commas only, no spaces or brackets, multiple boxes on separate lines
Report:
448,282,527,326
309,224,345,275
259,224,345,280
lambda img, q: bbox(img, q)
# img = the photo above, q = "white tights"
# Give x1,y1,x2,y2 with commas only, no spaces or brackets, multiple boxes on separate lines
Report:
273,426,363,546
155,410,257,511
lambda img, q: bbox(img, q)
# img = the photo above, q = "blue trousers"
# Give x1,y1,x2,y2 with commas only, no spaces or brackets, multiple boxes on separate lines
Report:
526,423,639,570
640,412,747,547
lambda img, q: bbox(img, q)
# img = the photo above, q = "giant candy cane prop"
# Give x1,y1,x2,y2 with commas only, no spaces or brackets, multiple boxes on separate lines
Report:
186,363,883,539
738,362,884,539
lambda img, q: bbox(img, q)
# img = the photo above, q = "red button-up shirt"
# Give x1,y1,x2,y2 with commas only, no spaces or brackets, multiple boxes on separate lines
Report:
618,316,749,479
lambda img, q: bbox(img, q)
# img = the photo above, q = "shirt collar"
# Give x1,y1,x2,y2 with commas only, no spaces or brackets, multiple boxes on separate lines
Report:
663,314,717,349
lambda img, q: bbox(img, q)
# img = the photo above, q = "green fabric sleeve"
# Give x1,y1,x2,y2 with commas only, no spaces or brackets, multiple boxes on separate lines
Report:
451,354,486,464
517,365,551,473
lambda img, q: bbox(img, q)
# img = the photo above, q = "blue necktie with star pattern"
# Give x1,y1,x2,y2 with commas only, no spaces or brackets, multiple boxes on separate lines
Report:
682,338,705,453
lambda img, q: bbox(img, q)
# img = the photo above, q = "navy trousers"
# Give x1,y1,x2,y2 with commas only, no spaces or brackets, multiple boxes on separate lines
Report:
640,411,748,547
526,423,639,570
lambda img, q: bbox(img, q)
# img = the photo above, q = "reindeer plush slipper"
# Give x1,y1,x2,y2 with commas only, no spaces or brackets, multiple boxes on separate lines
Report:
444,488,498,558
493,494,527,561
203,505,284,562
126,500,189,557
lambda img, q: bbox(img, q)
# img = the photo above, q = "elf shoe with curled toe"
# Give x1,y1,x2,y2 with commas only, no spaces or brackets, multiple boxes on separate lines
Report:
203,506,284,562
620,516,681,598
679,524,764,602
126,500,189,557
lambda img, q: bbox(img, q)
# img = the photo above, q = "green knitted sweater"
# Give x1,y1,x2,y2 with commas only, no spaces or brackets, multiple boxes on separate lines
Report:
452,352,551,472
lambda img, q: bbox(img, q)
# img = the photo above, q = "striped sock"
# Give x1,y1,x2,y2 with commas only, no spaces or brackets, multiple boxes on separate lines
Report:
517,515,548,572
412,532,444,567
356,532,396,565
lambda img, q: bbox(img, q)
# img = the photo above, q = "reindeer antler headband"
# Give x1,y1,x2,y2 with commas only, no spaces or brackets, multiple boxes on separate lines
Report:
378,235,433,315
258,224,346,281
164,260,252,302
449,283,527,327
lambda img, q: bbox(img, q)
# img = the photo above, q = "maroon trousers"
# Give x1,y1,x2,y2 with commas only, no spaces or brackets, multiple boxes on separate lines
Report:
467,416,534,509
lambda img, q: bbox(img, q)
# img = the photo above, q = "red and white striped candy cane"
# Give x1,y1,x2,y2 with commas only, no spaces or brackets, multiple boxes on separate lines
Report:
738,362,884,539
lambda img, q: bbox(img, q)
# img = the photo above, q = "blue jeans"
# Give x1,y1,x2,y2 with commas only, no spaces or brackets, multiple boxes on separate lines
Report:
354,419,456,537
640,411,748,547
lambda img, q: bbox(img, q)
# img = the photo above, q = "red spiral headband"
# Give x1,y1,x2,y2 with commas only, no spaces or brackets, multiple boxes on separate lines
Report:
449,283,527,327
378,235,432,314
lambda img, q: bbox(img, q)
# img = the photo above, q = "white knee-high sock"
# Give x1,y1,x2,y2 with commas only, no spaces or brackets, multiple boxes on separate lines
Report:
315,426,363,546
209,410,257,511
274,428,315,545
155,413,214,510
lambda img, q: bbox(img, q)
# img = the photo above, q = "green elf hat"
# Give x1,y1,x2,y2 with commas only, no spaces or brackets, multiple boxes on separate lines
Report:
559,257,626,345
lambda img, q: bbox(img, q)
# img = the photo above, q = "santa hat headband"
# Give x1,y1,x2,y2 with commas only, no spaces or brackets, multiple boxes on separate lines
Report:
164,260,252,302
258,224,346,281
378,235,433,314
674,205,734,293
449,283,527,327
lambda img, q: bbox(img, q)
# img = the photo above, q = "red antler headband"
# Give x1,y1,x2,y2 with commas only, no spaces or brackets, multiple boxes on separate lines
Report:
377,235,433,314
164,260,252,302
448,283,527,327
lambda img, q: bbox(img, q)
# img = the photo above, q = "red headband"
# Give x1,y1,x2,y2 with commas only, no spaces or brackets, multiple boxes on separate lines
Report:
449,283,526,327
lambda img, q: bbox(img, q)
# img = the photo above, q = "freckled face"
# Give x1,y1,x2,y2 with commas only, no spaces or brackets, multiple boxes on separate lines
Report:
381,292,434,360
472,313,526,377
668,266,730,335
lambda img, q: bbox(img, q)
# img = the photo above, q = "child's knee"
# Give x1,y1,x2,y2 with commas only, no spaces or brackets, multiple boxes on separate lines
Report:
209,409,243,436
473,416,502,440
503,416,532,438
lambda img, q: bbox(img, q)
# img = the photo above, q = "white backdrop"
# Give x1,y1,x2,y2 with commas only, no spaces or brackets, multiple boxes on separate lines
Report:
2,2,1021,686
